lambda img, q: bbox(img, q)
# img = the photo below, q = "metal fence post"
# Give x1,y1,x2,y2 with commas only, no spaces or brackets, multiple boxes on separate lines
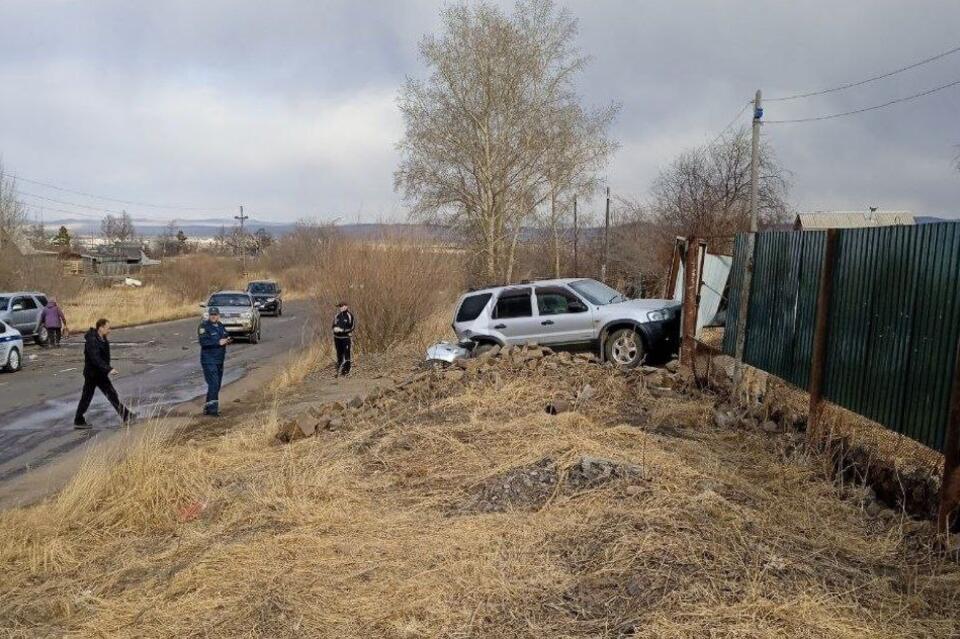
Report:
808,229,838,442
938,337,960,533
680,237,702,366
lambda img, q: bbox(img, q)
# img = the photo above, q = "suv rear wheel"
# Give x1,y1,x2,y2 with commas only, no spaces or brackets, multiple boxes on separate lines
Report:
605,328,645,369
35,325,48,346
4,347,21,372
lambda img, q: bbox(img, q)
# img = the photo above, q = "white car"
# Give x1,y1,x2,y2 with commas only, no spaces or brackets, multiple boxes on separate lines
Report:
0,319,24,373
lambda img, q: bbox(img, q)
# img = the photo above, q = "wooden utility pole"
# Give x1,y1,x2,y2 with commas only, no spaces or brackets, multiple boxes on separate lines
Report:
235,205,248,276
601,186,610,283
733,90,762,381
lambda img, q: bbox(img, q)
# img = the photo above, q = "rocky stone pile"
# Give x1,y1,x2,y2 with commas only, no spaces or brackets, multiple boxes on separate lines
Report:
459,455,644,513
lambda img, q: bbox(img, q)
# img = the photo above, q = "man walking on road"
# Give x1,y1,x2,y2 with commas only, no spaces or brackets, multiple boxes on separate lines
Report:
333,301,354,377
40,297,68,348
198,307,231,416
74,318,135,429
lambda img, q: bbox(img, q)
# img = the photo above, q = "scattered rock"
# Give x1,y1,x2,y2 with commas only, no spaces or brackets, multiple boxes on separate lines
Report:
664,359,680,373
347,396,364,409
275,415,319,443
327,417,344,431
545,400,571,415
761,420,782,434
714,409,737,429
444,369,465,383
625,485,645,497
576,384,596,404
866,501,884,518
569,456,640,487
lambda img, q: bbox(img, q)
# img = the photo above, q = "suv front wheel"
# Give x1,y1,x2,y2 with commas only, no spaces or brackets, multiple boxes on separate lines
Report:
605,328,645,368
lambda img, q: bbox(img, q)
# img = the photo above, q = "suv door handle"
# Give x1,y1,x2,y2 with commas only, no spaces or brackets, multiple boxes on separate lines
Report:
493,323,507,329
541,320,554,325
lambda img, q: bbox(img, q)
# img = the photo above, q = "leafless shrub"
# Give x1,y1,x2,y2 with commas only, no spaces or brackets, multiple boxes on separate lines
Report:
306,235,466,352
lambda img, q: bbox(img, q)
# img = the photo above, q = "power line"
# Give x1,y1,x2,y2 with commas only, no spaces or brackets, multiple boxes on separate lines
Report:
21,202,104,219
708,100,752,147
767,42,960,102
5,172,232,212
17,189,133,216
766,77,960,124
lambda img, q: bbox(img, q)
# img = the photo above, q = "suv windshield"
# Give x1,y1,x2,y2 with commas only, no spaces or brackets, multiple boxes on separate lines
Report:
248,283,277,295
209,294,251,308
568,279,627,305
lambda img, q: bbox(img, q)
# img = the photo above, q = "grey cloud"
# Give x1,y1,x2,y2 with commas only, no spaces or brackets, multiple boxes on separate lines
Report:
0,0,958,223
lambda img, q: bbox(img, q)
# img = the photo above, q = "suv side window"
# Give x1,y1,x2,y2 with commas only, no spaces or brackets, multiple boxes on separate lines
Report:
536,287,587,315
21,297,37,310
492,288,532,319
456,293,492,322
35,295,48,307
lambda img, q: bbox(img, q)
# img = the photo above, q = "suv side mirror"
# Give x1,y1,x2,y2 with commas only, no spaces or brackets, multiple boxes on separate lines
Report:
199,303,207,308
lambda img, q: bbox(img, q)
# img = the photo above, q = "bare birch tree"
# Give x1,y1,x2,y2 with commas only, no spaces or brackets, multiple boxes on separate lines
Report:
395,0,616,283
0,165,27,248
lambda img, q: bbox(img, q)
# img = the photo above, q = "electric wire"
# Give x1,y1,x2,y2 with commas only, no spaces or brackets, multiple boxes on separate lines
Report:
708,100,752,147
767,42,960,102
17,189,137,216
766,77,960,124
5,172,232,212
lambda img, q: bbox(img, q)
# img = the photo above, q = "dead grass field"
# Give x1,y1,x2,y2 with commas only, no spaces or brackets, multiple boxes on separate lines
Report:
1,346,958,638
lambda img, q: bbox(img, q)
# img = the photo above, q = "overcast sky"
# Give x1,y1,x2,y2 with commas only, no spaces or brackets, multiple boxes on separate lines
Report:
1,0,958,224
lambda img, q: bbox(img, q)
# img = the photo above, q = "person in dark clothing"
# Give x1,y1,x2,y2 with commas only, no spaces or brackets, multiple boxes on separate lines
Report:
74,318,135,429
198,307,231,416
333,302,354,377
40,297,68,348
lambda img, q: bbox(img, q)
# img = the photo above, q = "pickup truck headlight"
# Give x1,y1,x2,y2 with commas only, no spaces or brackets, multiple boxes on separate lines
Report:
646,310,668,322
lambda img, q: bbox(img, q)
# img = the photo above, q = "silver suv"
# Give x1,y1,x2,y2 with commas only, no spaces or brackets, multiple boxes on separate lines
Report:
0,292,50,345
200,291,262,343
452,278,680,367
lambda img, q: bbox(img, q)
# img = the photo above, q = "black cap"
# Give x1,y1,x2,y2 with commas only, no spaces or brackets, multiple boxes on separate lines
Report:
208,307,221,315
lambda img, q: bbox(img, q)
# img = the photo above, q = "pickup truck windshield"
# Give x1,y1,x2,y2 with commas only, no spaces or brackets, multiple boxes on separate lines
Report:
248,283,277,294
209,294,251,307
568,279,627,305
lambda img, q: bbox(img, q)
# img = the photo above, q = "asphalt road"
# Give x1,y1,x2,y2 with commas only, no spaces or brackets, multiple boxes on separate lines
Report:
0,300,317,486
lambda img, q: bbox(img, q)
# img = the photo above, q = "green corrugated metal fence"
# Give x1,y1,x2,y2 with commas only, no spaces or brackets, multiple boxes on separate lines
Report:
723,222,960,453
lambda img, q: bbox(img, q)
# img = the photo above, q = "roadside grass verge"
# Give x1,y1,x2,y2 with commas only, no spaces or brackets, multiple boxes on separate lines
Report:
1,353,958,637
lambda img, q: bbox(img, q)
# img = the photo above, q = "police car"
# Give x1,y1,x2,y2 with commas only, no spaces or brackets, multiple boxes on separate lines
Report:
0,319,24,373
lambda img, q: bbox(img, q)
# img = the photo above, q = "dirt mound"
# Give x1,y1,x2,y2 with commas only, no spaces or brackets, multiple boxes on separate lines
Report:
461,455,642,513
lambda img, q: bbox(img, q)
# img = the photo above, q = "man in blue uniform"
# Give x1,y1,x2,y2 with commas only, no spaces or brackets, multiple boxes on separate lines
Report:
198,307,231,416
333,301,355,377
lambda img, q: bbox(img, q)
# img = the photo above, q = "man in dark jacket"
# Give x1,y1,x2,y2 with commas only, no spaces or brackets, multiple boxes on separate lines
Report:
198,307,231,416
74,318,134,429
333,302,354,377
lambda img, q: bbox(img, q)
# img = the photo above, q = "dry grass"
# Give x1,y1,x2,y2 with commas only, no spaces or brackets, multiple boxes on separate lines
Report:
1,351,958,638
62,285,201,330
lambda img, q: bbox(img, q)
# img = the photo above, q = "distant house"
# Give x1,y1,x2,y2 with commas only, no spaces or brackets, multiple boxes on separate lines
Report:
794,210,915,231
90,242,161,276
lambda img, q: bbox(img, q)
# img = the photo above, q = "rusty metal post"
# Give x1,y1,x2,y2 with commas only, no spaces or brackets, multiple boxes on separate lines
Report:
807,229,838,443
937,337,960,533
680,237,702,366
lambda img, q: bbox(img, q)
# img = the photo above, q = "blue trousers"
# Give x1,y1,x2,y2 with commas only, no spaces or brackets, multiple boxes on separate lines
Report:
202,361,224,414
